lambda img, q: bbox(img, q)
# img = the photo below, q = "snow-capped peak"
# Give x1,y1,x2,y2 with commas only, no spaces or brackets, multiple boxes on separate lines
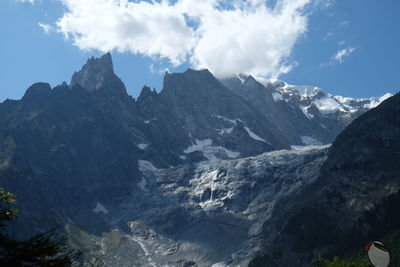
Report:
275,84,323,99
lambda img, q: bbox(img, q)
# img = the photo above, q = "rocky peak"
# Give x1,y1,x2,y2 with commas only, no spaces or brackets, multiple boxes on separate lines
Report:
160,68,228,103
162,69,216,90
70,53,127,96
241,75,257,86
22,82,52,101
137,86,157,102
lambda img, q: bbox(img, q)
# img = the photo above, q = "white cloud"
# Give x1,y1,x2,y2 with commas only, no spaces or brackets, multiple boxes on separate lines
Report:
149,64,170,75
334,47,356,63
320,46,356,67
57,0,194,66
38,22,53,33
56,0,312,79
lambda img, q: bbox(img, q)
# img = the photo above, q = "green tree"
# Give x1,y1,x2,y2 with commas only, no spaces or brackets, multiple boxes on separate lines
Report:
0,188,80,266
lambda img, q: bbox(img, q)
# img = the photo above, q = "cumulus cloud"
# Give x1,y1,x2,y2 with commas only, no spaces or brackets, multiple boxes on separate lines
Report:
334,47,356,63
56,0,312,79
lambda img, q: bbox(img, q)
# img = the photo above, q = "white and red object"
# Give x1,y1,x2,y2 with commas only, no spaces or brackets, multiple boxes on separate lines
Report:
365,241,390,267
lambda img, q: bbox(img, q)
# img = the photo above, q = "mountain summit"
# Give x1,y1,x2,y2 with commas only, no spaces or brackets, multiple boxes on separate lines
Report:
70,52,127,96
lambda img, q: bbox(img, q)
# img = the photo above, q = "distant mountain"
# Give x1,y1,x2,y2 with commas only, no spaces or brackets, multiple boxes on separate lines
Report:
249,92,400,266
222,76,391,145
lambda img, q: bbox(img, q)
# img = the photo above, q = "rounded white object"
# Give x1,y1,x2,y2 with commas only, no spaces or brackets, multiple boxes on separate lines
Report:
366,241,390,267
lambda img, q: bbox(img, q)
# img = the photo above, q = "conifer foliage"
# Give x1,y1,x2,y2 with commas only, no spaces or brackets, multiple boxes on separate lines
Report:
0,188,80,266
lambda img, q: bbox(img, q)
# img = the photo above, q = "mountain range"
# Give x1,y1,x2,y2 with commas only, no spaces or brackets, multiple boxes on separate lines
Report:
0,53,396,266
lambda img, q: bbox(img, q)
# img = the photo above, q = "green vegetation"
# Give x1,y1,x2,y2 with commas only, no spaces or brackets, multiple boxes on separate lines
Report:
313,256,372,267
382,231,400,267
0,187,80,266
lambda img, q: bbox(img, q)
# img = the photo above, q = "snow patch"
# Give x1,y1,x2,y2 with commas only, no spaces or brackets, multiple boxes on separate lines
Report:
333,95,355,106
212,115,242,125
365,93,393,109
184,139,212,154
217,127,234,135
184,139,240,161
290,85,322,98
138,143,148,150
93,202,108,214
291,144,331,151
137,177,148,192
312,97,345,114
237,74,245,84
301,136,321,146
244,127,269,144
138,160,158,172
334,93,392,111
144,119,156,124
272,92,283,102
225,149,241,159
299,106,313,119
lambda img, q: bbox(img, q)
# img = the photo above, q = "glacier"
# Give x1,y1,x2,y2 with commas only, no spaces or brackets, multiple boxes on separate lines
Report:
82,145,330,266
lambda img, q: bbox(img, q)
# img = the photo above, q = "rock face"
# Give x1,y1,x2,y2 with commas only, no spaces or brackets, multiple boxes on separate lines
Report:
0,79,140,239
143,68,289,166
250,93,400,266
70,53,126,97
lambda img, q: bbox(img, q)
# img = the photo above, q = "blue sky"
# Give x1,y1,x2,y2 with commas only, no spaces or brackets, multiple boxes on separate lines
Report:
0,0,399,102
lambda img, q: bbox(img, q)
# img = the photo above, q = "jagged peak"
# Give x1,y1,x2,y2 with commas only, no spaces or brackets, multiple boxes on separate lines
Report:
70,53,127,96
138,86,157,101
87,52,113,71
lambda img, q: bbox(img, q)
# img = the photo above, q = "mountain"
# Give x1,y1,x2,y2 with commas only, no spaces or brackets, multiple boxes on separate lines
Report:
0,55,141,238
249,92,400,266
136,68,291,167
0,54,292,239
222,76,392,145
70,52,127,97
0,53,394,266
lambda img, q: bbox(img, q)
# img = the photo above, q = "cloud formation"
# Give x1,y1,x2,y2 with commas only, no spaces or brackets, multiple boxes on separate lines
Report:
56,0,312,79
38,22,53,33
334,47,356,63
